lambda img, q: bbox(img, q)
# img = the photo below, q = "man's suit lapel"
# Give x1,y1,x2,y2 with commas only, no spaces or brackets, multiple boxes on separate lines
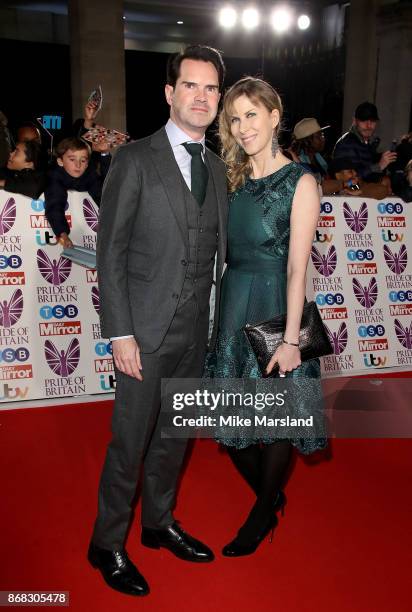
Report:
150,127,188,248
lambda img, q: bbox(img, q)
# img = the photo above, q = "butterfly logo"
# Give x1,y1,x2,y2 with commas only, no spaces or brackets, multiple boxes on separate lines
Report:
394,319,412,350
352,277,378,308
91,286,100,315
0,197,16,235
0,289,23,328
37,249,72,285
311,245,337,277
343,201,368,233
83,198,99,232
44,338,80,377
325,322,348,355
383,245,408,275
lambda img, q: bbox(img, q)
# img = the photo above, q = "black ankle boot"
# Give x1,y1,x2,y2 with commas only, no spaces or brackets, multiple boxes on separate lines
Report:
222,513,278,557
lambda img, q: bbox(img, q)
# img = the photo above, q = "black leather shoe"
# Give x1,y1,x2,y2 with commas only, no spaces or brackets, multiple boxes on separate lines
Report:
141,522,214,562
88,543,149,596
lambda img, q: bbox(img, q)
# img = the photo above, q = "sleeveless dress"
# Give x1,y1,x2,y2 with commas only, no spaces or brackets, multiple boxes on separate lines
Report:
205,162,327,454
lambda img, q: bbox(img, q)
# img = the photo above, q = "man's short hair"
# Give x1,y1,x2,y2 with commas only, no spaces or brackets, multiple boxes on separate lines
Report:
22,140,42,169
166,45,225,91
55,137,91,159
354,102,379,122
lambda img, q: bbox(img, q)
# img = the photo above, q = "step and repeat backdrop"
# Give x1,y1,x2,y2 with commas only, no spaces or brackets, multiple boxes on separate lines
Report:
0,191,411,404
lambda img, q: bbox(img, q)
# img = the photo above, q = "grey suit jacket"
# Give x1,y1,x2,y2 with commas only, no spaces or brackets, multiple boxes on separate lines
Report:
96,126,228,353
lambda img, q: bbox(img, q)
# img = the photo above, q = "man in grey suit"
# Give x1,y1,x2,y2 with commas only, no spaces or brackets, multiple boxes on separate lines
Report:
88,45,227,596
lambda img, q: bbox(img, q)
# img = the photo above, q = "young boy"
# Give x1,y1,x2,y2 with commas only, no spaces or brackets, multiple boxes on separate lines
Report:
0,140,46,199
45,137,110,248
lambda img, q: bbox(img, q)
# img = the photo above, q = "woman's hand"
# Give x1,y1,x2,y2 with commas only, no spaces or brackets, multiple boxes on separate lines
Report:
266,343,301,377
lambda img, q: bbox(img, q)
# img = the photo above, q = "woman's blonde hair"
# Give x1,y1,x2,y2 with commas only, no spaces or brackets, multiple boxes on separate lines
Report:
219,77,283,192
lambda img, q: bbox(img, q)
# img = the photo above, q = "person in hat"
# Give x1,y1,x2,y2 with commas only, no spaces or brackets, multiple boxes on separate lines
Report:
290,117,342,194
329,156,389,199
333,101,397,183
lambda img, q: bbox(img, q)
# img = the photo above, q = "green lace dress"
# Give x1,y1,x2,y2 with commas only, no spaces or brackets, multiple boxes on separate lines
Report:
205,162,326,454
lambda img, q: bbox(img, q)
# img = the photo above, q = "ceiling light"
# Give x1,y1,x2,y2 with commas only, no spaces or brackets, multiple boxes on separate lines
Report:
242,7,260,30
219,6,237,28
297,15,310,30
177,20,184,25
270,7,293,33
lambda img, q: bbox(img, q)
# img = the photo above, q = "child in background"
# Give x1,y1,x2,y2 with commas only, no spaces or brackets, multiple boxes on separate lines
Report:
45,137,110,248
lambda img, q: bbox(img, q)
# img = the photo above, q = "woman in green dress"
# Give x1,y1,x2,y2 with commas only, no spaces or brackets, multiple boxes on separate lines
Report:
205,77,326,556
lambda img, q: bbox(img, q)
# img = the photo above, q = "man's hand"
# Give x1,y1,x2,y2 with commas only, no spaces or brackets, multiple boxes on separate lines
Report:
58,232,73,249
112,337,143,381
379,150,397,171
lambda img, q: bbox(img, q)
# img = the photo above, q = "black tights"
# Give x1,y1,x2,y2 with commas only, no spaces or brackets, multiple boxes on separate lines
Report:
227,440,292,540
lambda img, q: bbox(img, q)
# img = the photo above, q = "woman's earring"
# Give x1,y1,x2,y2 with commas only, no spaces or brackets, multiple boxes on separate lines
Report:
272,133,279,157
235,145,245,163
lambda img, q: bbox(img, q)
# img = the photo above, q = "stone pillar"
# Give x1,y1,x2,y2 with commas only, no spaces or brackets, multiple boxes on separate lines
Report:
342,0,379,131
68,0,126,132
375,3,412,148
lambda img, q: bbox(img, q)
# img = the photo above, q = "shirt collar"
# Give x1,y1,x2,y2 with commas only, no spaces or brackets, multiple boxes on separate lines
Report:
165,119,206,154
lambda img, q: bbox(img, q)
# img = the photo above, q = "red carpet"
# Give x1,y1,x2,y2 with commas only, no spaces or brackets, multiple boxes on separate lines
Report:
1,400,411,611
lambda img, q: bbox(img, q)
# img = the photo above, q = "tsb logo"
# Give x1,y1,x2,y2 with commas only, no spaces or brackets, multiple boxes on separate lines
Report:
0,255,22,269
0,348,30,363
389,290,412,303
316,293,344,306
95,342,113,356
358,325,385,338
377,202,403,214
347,249,374,261
320,202,333,214
31,199,45,212
39,305,79,319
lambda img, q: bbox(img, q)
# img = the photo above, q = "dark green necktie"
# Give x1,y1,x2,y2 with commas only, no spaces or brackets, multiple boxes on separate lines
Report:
182,142,209,206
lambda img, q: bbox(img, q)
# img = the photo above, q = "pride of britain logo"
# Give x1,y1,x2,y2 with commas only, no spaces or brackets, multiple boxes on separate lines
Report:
383,245,407,275
352,277,378,308
343,201,368,233
311,245,337,277
394,319,412,350
37,249,72,285
83,198,99,233
91,286,100,315
0,289,23,328
44,338,80,376
0,198,17,235
324,322,348,355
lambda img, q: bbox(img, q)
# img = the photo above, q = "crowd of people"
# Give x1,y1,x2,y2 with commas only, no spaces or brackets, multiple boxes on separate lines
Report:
0,102,115,247
0,95,411,248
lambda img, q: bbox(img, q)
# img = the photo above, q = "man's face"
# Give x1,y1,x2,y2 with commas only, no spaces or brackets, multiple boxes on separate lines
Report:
165,59,220,139
311,130,325,153
355,118,377,141
336,168,359,184
57,148,89,178
7,142,33,171
17,126,41,143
